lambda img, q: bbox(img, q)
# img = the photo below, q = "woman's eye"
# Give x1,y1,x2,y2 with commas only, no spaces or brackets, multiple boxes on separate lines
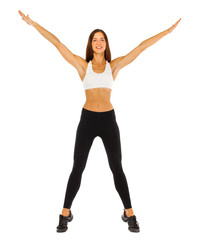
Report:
93,39,105,42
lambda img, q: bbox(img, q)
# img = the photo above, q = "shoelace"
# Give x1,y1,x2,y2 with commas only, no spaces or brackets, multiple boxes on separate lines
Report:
59,215,69,226
127,215,139,228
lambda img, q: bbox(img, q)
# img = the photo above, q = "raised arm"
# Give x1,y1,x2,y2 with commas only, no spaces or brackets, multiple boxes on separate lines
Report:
18,10,85,73
112,18,181,72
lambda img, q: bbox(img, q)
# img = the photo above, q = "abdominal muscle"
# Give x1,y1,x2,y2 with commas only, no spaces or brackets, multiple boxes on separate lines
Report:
83,87,114,112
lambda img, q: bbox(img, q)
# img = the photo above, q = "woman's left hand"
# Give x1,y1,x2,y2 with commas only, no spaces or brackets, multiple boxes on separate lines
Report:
167,18,182,33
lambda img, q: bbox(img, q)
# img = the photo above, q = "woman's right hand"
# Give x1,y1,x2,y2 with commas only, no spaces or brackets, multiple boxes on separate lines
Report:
18,10,35,26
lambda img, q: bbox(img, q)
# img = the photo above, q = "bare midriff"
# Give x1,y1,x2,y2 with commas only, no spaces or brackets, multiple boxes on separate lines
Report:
83,87,114,112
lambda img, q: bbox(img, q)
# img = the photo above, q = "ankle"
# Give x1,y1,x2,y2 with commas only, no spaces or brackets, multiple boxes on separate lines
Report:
125,208,134,217
62,208,71,217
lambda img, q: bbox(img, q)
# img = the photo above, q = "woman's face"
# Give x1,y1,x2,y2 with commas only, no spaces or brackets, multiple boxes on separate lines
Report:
91,32,106,54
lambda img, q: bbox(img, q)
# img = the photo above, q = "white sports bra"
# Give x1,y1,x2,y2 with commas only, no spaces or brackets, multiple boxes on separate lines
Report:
82,60,114,91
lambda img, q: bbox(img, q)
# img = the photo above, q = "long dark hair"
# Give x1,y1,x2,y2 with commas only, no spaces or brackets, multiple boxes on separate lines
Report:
85,29,111,62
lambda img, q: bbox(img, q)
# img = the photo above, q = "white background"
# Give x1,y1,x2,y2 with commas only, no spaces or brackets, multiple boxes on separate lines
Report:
1,0,198,239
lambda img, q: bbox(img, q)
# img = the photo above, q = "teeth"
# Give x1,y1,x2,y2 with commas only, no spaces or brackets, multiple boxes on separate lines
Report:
96,47,102,48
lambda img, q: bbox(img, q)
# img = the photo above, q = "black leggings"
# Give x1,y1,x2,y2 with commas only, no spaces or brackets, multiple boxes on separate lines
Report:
63,107,132,209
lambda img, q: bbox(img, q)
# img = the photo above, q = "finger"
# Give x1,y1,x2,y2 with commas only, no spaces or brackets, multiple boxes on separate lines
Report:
21,12,25,17
19,10,24,16
177,18,181,24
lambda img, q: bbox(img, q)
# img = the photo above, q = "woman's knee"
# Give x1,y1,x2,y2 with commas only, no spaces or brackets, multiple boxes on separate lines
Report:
109,160,123,174
72,160,87,175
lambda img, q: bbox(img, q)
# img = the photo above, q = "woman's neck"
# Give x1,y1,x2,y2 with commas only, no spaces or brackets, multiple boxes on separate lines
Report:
92,54,106,66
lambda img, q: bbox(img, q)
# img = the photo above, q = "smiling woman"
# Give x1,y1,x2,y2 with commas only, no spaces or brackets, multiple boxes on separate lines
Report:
18,10,181,233
56,28,141,232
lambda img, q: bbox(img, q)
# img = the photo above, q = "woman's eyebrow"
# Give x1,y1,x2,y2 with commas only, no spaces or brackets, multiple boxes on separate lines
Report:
93,37,105,39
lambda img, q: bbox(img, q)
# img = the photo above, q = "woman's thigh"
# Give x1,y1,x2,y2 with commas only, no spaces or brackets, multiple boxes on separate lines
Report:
100,120,122,170
72,119,96,171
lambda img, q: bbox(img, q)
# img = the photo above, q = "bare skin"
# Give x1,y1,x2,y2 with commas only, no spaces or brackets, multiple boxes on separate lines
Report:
18,10,181,217
62,207,134,217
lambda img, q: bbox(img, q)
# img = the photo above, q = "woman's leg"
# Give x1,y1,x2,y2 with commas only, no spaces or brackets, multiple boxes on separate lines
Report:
62,117,95,211
100,117,133,211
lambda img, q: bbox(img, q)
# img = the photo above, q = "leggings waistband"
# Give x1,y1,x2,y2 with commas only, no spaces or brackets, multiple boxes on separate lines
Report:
82,107,115,115
81,107,116,121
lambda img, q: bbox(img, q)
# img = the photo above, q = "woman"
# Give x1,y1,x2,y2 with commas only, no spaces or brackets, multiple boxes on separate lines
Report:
18,10,181,233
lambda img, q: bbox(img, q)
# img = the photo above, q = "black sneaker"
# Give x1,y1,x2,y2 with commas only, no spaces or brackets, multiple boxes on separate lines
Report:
121,210,140,232
56,211,73,233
